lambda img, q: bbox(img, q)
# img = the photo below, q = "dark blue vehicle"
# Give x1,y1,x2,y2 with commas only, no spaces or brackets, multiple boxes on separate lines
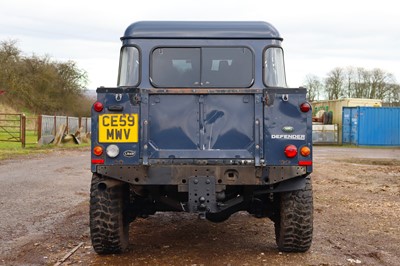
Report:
90,21,313,254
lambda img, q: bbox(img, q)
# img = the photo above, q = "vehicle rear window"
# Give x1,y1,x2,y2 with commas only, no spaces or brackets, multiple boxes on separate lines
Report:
151,47,253,88
118,46,140,87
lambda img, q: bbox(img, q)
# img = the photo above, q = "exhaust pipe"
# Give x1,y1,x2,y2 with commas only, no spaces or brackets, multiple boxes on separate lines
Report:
97,179,124,191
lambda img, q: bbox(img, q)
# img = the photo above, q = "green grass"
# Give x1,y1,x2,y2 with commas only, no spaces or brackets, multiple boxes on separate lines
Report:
0,130,90,160
0,130,37,147
0,142,91,160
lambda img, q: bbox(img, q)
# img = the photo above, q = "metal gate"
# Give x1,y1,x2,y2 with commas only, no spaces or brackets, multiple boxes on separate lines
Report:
0,113,26,147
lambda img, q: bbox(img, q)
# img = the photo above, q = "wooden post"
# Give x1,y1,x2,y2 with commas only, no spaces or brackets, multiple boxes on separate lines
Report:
78,116,82,131
37,115,42,142
53,114,57,136
21,114,26,148
66,116,69,134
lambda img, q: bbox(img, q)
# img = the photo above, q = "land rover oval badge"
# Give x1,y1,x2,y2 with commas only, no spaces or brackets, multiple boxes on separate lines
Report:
282,126,294,133
123,150,136,157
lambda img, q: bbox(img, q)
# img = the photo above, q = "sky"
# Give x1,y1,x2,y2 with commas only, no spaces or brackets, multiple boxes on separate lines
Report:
1,0,399,90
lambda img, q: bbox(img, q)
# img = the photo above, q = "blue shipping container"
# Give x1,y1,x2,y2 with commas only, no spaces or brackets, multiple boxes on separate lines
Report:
342,107,400,146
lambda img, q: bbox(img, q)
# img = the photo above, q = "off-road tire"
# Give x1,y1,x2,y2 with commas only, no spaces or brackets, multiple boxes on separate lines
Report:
274,176,313,252
90,173,129,254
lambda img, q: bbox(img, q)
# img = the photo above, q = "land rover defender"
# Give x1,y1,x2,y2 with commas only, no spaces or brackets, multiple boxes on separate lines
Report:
90,21,313,254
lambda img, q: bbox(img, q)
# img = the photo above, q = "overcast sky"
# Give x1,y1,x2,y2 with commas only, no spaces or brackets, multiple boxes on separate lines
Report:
1,0,399,90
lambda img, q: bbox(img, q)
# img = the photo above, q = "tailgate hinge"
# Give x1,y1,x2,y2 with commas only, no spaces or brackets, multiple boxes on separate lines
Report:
133,93,141,105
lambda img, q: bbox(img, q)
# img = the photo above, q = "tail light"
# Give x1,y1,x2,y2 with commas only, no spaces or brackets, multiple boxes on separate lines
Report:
300,146,311,157
300,102,311,113
93,101,104,112
284,145,297,158
299,146,312,166
93,146,103,156
92,146,104,164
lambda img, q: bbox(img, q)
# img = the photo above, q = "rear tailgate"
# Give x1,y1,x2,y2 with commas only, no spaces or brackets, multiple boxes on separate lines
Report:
91,88,264,168
143,88,264,164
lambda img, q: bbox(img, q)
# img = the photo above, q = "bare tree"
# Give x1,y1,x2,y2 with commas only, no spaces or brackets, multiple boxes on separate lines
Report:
370,68,395,100
384,83,400,106
352,67,370,98
344,67,355,98
303,66,400,104
304,74,322,101
325,67,345,100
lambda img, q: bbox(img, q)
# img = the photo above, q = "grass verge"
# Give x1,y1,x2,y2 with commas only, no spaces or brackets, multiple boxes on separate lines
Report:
0,141,90,161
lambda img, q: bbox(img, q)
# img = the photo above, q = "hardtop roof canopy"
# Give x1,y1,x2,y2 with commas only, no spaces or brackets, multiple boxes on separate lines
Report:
121,21,282,40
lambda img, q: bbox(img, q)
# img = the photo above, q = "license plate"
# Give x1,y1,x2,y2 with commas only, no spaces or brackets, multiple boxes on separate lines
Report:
98,114,139,143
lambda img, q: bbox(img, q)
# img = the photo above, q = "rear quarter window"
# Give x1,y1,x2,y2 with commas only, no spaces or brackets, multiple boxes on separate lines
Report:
263,47,287,87
118,46,140,87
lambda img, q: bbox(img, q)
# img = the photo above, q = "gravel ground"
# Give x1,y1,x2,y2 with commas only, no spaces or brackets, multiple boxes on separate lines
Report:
0,146,399,266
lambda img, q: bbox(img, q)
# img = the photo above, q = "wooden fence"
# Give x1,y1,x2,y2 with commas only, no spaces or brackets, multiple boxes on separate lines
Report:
0,113,91,147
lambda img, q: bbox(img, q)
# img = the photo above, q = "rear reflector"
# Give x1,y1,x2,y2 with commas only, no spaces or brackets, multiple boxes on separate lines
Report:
93,101,104,112
299,161,312,166
91,159,105,164
300,102,311,113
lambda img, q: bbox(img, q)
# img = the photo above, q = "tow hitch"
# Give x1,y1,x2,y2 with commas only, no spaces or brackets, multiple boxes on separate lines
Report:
188,176,217,219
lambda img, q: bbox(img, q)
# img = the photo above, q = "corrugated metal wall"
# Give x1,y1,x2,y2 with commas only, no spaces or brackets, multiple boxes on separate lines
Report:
342,107,400,146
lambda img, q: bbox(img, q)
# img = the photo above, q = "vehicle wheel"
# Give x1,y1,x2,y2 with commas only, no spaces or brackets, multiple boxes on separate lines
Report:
90,173,129,254
274,176,313,252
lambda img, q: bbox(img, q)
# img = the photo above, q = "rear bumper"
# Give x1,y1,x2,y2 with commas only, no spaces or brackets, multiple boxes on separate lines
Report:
95,164,308,189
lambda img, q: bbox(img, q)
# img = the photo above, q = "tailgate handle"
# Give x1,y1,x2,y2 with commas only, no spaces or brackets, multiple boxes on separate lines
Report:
107,105,124,111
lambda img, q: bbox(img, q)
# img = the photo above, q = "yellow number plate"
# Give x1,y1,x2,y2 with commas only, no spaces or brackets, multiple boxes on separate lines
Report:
98,114,139,143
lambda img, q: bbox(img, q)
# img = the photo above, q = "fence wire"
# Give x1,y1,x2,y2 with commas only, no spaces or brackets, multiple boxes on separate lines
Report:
40,115,91,139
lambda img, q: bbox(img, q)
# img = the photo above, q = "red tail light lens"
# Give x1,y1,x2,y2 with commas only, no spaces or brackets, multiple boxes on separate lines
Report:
300,102,311,113
284,145,298,158
93,101,104,112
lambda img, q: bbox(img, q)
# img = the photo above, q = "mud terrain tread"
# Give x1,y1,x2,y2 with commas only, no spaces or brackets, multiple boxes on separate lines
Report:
275,176,313,252
90,174,129,254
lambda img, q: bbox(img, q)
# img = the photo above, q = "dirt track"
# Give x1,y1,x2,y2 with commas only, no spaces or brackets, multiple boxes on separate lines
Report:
0,147,399,266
